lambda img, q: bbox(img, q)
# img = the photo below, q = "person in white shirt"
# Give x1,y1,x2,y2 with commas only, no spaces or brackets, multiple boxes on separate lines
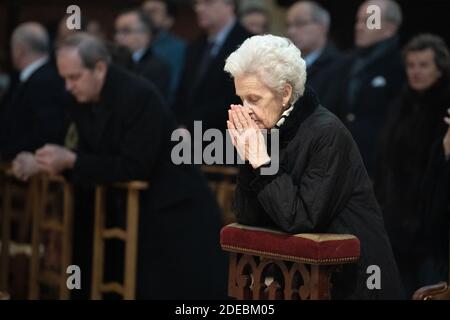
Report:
0,22,67,166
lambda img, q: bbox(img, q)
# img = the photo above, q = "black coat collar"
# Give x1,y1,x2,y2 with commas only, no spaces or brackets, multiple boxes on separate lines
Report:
136,46,153,65
351,36,400,76
308,45,339,71
277,86,320,147
72,65,124,150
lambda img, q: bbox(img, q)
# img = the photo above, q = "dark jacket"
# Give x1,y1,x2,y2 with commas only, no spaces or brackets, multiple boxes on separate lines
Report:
134,47,171,100
306,44,343,107
65,65,227,299
0,61,67,160
374,79,450,295
326,36,405,176
152,30,186,98
174,22,252,134
234,87,404,299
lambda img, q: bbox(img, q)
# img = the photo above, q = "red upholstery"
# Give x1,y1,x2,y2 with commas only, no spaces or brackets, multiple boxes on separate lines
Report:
221,223,360,265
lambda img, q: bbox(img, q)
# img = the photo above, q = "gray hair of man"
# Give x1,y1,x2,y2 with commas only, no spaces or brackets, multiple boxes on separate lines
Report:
57,33,112,70
239,1,269,17
383,0,402,27
305,1,331,33
12,22,49,55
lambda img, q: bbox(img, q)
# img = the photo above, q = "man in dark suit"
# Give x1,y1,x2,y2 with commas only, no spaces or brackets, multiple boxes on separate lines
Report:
326,0,405,176
13,33,227,299
286,1,342,107
142,0,187,101
174,0,252,136
0,22,67,163
114,8,171,100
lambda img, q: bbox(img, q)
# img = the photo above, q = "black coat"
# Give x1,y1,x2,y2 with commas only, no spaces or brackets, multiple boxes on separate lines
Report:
306,44,343,108
0,62,67,160
326,36,405,176
134,47,171,100
65,65,227,299
174,22,252,134
234,87,404,299
374,79,450,295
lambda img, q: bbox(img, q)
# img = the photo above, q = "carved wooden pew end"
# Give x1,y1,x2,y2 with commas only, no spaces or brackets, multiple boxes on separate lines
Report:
220,223,361,300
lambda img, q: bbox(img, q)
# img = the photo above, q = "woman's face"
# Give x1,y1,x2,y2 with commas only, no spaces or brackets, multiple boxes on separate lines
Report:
234,74,291,129
406,48,442,92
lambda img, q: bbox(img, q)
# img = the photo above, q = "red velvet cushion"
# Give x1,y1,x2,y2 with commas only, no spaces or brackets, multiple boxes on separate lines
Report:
221,223,360,265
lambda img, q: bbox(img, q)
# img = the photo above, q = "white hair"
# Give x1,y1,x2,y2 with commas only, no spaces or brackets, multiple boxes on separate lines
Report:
12,22,49,55
224,34,307,105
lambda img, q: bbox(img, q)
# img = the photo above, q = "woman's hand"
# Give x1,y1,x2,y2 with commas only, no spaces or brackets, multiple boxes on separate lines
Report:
444,108,450,160
227,105,271,169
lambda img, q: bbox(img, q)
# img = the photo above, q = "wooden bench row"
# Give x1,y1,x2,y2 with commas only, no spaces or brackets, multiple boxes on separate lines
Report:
0,164,148,300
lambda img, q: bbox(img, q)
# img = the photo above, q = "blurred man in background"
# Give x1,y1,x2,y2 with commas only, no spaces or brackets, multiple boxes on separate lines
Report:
142,0,186,102
0,22,66,163
287,1,342,105
115,8,171,100
326,0,405,176
174,0,251,137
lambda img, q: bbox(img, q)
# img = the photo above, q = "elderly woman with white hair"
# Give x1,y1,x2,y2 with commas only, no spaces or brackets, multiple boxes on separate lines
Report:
224,35,404,299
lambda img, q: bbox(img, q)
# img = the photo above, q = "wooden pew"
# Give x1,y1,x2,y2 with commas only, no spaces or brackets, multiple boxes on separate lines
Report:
0,163,74,299
1,160,149,300
91,181,149,300
28,174,74,300
0,162,33,295
201,165,238,225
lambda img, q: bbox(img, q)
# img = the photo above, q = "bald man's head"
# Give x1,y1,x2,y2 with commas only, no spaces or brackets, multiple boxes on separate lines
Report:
355,0,402,48
11,22,49,70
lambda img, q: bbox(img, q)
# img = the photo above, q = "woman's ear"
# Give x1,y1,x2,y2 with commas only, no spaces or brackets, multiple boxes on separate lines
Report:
282,83,293,108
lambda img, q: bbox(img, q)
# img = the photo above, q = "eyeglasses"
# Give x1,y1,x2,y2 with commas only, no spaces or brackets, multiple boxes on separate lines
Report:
115,27,147,36
287,19,316,29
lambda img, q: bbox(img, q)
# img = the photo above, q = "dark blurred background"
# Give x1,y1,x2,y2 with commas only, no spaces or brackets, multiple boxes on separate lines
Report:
1,0,449,70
